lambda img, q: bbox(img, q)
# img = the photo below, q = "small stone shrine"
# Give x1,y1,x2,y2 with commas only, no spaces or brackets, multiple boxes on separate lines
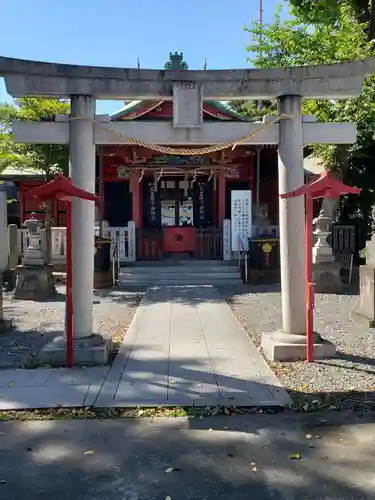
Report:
13,212,56,300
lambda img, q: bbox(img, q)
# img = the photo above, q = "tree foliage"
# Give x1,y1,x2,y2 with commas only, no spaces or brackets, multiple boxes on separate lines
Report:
0,98,70,179
289,0,375,40
229,99,277,120
244,2,375,237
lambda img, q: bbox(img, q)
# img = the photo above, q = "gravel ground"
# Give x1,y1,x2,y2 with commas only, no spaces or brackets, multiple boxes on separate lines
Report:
219,284,375,410
0,286,144,369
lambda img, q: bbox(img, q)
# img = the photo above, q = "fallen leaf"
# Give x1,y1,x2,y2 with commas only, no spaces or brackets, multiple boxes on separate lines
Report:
84,450,96,455
252,467,258,472
289,452,301,460
164,468,174,474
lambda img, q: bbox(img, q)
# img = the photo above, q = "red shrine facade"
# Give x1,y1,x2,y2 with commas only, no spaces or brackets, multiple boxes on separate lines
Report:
95,98,281,259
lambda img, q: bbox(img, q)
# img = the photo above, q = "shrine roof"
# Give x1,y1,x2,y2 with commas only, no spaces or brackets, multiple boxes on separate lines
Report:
109,99,250,122
108,52,256,122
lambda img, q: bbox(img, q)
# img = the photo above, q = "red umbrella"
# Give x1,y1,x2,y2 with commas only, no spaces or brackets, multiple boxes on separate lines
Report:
27,174,99,367
281,171,360,362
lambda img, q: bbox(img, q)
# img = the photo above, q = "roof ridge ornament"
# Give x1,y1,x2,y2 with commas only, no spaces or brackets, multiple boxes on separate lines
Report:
164,52,188,70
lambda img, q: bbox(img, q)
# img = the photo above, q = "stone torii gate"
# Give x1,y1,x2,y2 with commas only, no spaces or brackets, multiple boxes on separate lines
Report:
0,55,373,364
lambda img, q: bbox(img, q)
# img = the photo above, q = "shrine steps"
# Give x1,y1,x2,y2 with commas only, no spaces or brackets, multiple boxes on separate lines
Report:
118,260,243,287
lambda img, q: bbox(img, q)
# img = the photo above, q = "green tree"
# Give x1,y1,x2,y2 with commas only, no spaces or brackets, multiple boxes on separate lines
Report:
0,98,70,179
289,0,375,40
245,2,375,238
0,98,70,260
229,99,277,120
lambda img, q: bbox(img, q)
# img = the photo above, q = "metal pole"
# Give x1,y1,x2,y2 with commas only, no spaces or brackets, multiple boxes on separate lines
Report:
257,0,263,112
66,201,74,367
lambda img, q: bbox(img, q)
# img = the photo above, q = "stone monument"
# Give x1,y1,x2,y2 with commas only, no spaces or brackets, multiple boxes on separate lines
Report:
0,191,13,331
312,203,342,293
13,212,56,300
3,224,18,291
354,206,375,326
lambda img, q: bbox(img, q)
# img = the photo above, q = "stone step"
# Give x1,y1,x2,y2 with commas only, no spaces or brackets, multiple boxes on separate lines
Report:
119,266,239,274
120,271,241,279
118,277,244,287
128,260,237,268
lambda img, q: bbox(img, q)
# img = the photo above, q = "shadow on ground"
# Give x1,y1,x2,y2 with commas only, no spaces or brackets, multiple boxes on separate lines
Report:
0,412,375,499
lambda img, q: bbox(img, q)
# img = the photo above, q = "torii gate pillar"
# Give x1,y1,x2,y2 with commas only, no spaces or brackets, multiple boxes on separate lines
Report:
277,96,306,335
70,95,97,339
262,96,329,361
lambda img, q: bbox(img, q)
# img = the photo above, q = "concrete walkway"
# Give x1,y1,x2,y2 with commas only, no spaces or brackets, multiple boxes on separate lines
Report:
96,286,290,407
0,286,290,410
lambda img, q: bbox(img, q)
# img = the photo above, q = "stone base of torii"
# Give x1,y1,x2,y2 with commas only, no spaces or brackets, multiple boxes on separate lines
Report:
1,54,372,364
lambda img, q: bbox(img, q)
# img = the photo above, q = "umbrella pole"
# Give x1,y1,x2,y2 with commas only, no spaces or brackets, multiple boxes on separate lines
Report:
305,194,314,362
66,202,74,367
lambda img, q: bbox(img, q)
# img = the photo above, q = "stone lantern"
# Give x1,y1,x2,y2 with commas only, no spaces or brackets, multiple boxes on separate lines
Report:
13,212,56,300
312,209,335,264
22,212,45,266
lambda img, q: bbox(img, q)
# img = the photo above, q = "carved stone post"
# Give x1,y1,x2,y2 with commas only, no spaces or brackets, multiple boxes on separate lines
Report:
355,213,375,326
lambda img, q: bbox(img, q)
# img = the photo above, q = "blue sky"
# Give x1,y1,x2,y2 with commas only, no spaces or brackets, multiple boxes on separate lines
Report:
0,0,289,114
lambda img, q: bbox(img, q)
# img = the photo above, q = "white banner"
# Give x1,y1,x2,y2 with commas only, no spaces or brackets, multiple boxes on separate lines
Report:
231,190,252,251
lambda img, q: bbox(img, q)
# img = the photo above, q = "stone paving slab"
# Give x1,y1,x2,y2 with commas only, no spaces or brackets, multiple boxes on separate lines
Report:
0,367,110,410
0,384,92,410
96,285,291,408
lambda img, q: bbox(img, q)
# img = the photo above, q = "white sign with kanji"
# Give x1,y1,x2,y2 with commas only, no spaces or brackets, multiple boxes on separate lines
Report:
231,190,252,251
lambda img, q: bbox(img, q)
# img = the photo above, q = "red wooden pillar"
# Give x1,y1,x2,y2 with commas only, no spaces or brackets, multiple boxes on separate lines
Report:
212,178,218,227
248,154,255,193
19,187,25,223
131,170,142,228
218,169,226,228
